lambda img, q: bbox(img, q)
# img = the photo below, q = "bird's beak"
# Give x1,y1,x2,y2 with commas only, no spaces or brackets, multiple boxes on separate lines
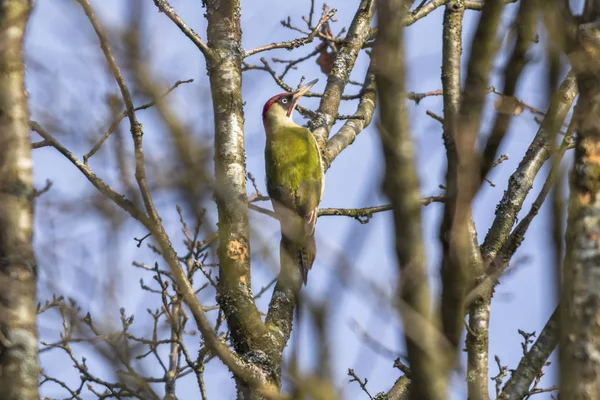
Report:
288,79,318,116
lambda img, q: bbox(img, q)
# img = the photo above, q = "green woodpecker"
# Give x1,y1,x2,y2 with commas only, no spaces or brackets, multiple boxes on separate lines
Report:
262,79,324,285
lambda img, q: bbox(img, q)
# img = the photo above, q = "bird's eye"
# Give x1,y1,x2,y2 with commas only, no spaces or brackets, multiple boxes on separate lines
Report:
281,98,288,104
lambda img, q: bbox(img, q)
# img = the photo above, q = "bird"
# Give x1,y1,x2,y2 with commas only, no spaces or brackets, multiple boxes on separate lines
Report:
262,79,324,285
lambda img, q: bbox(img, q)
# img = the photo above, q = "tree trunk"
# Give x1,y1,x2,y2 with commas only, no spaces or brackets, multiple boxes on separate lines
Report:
205,1,280,397
562,19,600,399
0,1,39,399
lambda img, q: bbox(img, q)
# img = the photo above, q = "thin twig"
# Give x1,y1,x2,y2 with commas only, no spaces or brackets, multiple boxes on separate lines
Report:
152,0,213,58
84,79,193,164
245,7,336,57
317,195,445,223
491,355,509,397
347,369,374,400
248,194,446,222
406,89,443,104
31,139,49,149
426,110,444,124
349,320,401,360
30,121,152,225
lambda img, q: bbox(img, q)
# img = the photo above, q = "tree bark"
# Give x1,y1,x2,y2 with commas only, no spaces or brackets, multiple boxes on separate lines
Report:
498,306,559,400
562,19,600,399
0,1,39,399
481,73,577,262
205,1,280,397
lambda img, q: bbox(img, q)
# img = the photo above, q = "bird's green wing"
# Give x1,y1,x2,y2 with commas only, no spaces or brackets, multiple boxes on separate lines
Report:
293,127,323,218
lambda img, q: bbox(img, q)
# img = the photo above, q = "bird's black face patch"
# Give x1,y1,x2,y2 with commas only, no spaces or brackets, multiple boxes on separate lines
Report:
278,94,296,116
262,93,296,122
278,95,294,110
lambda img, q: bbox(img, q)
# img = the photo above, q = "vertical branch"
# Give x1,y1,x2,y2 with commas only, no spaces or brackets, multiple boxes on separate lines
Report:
447,0,504,302
206,0,259,342
439,0,470,363
481,72,577,263
165,302,181,398
323,66,377,170
582,0,600,21
375,1,445,399
455,0,504,199
467,124,573,400
0,1,39,398
466,287,491,400
461,3,534,399
438,0,505,395
562,19,600,398
308,0,375,150
205,0,277,394
480,0,537,180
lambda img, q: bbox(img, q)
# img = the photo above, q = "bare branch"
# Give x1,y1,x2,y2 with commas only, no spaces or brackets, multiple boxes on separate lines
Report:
152,0,213,58
466,292,491,400
30,121,152,225
452,0,505,206
244,7,337,57
76,0,138,128
323,65,377,170
492,355,509,397
308,0,376,149
375,0,445,398
273,46,323,79
347,369,374,400
403,0,446,26
386,376,411,400
477,129,575,299
458,3,533,398
399,0,518,27
481,72,577,263
75,0,159,226
480,0,537,183
438,0,472,380
31,139,49,149
31,121,283,399
84,79,193,164
37,2,283,392
317,194,445,223
498,307,559,400
244,57,363,102
465,0,519,10
250,193,445,223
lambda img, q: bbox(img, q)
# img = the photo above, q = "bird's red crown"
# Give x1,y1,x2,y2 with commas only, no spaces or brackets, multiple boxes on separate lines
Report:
262,93,288,121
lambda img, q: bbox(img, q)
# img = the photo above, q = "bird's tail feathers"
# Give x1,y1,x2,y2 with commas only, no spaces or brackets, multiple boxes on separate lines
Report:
281,232,316,285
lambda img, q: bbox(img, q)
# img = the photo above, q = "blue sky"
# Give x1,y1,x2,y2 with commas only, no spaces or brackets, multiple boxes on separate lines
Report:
30,1,562,399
